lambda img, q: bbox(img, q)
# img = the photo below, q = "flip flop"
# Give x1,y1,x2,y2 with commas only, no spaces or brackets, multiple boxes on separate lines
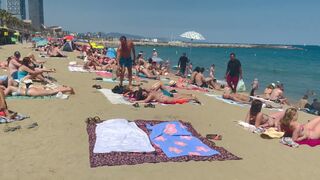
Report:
26,122,38,129
93,77,103,80
4,125,21,132
133,102,140,108
206,134,222,140
144,103,155,108
92,84,102,89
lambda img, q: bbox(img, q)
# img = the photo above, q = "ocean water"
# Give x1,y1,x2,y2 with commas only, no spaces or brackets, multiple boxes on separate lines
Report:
136,45,320,102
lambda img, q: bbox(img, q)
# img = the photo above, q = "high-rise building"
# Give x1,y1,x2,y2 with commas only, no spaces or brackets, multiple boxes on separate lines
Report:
6,0,26,20
28,0,43,30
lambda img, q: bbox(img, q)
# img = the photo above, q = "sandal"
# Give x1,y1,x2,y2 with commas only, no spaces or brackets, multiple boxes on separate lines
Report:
206,134,222,140
144,103,155,108
93,116,103,123
92,84,102,89
133,102,140,108
93,77,103,80
26,122,38,129
170,89,178,93
4,125,21,132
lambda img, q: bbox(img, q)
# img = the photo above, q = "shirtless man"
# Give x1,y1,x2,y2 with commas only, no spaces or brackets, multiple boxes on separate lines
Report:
116,36,136,88
270,84,289,105
222,87,251,104
49,44,66,57
194,67,215,89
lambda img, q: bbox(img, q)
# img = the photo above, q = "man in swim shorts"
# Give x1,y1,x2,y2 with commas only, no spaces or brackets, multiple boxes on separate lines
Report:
116,36,136,88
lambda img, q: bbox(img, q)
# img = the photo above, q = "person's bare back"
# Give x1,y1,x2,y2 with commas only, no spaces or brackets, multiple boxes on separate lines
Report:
270,88,283,101
118,40,134,58
195,73,205,86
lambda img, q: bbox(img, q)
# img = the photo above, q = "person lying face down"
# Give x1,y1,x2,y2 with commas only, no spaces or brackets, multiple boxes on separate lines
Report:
280,108,320,141
129,86,201,105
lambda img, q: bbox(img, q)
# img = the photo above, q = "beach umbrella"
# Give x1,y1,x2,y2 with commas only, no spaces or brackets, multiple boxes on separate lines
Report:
63,35,74,41
152,57,164,63
180,31,205,41
180,31,205,56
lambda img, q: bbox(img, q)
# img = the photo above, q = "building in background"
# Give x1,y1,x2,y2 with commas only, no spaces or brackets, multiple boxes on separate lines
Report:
6,0,26,20
28,0,43,30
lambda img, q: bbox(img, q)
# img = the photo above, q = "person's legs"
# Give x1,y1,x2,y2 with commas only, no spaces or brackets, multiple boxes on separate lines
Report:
127,66,133,88
231,76,239,93
119,66,125,86
226,75,234,91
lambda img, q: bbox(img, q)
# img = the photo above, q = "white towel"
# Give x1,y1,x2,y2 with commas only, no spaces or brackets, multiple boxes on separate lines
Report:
93,119,155,153
206,94,248,107
98,89,132,105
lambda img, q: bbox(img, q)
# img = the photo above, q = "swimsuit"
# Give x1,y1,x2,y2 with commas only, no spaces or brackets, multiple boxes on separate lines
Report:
161,89,174,97
17,71,28,81
119,57,133,68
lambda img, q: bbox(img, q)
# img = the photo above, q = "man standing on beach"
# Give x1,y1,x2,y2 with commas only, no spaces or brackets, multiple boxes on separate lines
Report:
177,52,189,77
116,36,136,88
225,53,242,93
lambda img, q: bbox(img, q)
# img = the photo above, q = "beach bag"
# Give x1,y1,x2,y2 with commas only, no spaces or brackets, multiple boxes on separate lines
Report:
112,85,124,94
236,79,246,92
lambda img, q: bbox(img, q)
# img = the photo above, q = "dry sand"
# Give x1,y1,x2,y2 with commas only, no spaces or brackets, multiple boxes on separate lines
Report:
0,44,319,180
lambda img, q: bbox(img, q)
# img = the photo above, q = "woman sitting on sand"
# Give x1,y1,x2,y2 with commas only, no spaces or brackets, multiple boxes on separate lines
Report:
4,83,75,97
18,57,55,83
135,60,159,79
280,108,320,141
245,99,285,128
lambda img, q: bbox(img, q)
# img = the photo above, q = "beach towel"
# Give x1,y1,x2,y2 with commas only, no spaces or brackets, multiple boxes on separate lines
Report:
206,94,248,107
94,119,155,153
68,66,101,73
98,89,132,105
87,119,241,167
102,78,130,84
6,95,55,100
96,71,112,78
297,139,320,147
147,121,220,158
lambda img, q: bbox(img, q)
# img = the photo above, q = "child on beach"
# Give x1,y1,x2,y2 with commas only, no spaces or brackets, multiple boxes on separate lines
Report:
250,78,259,96
209,64,215,79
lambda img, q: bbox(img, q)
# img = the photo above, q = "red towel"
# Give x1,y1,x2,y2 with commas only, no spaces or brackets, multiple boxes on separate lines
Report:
96,72,112,78
297,139,320,147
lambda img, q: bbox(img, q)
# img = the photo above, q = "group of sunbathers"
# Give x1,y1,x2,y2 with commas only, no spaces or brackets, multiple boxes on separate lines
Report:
246,99,320,142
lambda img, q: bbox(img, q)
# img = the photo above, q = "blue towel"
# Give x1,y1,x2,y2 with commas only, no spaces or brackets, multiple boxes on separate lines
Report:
147,121,220,158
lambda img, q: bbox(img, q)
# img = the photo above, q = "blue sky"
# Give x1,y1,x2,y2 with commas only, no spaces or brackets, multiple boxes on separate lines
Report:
44,0,320,45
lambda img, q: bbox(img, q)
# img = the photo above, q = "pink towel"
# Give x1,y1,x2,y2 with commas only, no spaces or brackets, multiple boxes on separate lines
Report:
297,139,320,147
96,72,112,78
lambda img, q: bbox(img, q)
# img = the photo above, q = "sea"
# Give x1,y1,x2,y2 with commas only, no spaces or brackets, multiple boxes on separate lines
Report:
136,45,320,102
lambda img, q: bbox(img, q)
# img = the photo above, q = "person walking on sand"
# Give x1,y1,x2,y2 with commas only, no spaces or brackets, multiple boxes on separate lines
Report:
225,53,242,93
177,52,189,77
116,36,136,88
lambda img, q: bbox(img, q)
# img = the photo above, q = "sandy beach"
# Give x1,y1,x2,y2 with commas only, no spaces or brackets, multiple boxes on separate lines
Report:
0,44,319,180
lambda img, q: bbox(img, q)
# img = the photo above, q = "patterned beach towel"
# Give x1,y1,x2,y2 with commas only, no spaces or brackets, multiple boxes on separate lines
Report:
147,121,220,158
87,119,241,167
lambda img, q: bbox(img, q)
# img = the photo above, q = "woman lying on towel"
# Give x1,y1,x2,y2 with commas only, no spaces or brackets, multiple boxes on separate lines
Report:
280,108,320,141
4,83,75,97
245,99,285,128
133,89,200,104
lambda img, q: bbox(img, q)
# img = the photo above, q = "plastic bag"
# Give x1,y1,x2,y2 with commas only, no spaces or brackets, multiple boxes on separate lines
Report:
236,79,246,92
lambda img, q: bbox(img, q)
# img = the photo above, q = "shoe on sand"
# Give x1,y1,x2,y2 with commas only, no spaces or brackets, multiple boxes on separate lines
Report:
26,122,38,129
4,125,21,132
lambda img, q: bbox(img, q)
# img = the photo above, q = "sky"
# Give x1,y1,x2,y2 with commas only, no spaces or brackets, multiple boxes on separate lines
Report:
44,0,320,45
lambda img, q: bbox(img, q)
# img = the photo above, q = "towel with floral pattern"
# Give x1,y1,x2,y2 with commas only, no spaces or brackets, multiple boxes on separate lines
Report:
147,121,220,158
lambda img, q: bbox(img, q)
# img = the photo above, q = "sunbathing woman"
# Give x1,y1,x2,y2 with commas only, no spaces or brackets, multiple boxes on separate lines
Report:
18,57,55,83
245,99,285,128
280,108,320,141
222,87,251,104
135,60,158,79
4,84,75,97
